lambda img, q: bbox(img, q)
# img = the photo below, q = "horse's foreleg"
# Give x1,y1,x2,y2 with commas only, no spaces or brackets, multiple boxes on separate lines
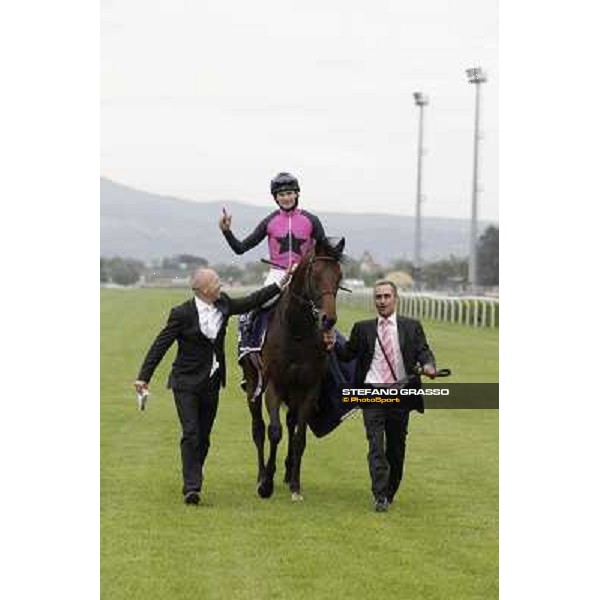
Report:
284,410,296,485
290,422,307,501
258,382,282,499
289,401,313,501
248,395,266,488
242,356,267,491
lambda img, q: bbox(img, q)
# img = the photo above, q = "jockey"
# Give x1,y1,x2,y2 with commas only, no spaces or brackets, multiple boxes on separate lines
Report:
219,172,326,286
219,172,328,365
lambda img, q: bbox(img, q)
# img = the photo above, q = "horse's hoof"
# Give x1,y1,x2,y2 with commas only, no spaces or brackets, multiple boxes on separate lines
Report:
257,479,274,498
291,492,304,502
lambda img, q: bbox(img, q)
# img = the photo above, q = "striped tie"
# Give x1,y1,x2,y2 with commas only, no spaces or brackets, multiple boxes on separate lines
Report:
379,318,397,383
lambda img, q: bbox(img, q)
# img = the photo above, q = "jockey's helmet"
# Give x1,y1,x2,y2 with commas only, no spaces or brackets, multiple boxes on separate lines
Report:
270,172,300,197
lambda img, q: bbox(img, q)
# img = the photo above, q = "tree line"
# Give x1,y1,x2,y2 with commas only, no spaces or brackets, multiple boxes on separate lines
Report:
101,226,498,289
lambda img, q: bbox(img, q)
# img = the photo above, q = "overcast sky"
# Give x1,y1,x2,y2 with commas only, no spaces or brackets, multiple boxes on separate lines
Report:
101,0,498,221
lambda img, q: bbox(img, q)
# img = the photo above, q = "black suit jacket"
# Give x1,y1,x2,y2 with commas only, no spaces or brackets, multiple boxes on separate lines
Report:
137,284,280,390
334,315,436,413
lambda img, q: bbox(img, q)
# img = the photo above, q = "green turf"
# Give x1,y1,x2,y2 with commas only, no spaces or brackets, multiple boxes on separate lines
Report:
101,289,498,600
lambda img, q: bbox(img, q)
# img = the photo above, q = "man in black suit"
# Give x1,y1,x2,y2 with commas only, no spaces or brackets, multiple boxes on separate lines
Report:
134,267,291,505
323,280,437,512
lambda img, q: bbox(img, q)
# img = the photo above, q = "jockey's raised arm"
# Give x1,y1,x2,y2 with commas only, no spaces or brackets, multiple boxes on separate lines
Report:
220,213,270,255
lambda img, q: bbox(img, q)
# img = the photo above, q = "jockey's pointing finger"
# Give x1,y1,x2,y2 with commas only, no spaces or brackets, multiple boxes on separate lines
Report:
219,207,232,231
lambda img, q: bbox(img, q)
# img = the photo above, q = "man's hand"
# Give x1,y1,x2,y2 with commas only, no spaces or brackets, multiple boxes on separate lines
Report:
219,207,232,232
422,364,436,379
322,329,336,351
134,380,149,394
134,380,150,410
278,263,297,289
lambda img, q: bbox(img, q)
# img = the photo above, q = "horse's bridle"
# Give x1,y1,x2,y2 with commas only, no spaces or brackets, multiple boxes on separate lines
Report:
261,255,351,328
290,255,341,327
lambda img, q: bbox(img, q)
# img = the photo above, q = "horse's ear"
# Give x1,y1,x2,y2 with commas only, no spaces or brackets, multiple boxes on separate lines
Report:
333,237,345,254
317,236,346,260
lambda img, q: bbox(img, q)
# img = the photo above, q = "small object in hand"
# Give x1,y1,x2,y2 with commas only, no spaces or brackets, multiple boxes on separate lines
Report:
137,389,150,411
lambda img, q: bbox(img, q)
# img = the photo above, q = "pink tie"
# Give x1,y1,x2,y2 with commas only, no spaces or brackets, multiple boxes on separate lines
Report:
379,319,397,383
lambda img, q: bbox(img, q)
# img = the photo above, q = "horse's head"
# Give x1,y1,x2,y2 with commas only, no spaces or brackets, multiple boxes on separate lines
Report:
290,237,345,330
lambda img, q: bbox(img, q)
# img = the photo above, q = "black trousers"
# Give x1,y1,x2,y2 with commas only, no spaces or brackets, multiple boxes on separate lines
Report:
362,406,410,501
172,373,221,495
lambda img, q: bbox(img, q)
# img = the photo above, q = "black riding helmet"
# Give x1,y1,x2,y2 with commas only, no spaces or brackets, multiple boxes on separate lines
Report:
270,172,300,210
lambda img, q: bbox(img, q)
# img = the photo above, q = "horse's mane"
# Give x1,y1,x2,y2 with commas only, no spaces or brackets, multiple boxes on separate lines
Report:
288,252,312,290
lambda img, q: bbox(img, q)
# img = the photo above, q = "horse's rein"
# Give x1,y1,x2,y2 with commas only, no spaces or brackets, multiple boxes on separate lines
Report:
262,254,349,330
260,257,352,294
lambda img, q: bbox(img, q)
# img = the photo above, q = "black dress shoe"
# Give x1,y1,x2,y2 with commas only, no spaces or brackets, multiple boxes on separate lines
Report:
184,491,200,505
374,497,389,512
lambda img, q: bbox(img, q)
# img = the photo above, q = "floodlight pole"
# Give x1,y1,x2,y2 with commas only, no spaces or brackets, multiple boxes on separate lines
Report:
413,92,428,291
466,67,487,293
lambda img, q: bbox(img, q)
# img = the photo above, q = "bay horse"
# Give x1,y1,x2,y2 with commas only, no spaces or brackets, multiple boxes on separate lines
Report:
242,238,345,501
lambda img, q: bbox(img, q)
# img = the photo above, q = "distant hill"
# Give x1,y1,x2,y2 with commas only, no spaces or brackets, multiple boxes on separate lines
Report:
100,178,494,265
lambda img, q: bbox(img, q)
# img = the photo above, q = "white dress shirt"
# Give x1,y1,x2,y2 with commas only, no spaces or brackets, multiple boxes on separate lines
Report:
194,296,224,377
365,313,407,384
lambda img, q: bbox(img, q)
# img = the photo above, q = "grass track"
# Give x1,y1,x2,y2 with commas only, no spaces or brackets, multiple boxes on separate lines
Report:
101,289,498,600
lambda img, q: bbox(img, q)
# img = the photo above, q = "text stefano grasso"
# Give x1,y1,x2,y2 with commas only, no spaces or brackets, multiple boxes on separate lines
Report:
341,388,450,396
